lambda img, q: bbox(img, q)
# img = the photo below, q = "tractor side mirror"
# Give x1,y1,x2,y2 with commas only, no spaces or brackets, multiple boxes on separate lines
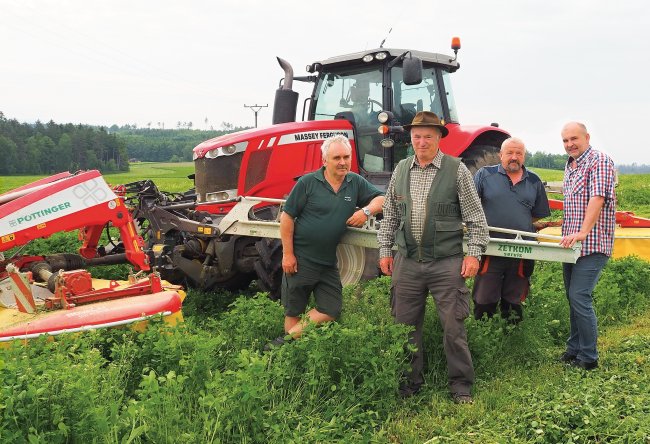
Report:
403,55,423,85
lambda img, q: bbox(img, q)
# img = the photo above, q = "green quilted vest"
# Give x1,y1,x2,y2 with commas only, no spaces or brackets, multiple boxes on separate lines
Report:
393,154,463,261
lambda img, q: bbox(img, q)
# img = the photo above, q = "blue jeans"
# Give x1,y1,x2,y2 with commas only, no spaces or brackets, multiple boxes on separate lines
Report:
562,253,609,363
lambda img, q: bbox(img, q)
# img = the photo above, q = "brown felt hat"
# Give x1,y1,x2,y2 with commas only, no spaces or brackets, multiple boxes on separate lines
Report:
403,111,448,138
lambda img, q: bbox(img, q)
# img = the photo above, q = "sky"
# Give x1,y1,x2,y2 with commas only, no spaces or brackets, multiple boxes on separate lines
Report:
1,0,649,164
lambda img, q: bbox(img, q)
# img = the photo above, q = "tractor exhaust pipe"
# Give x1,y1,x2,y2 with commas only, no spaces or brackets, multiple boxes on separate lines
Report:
272,57,299,125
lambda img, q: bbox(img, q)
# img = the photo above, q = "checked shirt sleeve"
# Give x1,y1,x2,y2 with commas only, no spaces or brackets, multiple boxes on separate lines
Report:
456,163,489,258
377,172,399,258
589,153,616,202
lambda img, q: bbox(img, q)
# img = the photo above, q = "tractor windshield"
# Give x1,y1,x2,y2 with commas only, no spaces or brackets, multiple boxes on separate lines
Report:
312,63,456,173
313,67,383,124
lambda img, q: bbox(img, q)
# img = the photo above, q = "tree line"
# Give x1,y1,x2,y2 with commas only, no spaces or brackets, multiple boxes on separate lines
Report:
0,114,250,174
524,150,566,170
0,112,129,175
109,123,248,163
524,150,650,173
3,111,646,174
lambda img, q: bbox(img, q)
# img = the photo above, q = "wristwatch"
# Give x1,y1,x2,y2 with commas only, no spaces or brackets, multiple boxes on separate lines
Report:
362,207,371,217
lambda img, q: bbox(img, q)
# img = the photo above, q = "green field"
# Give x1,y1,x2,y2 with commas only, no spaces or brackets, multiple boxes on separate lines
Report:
0,162,196,195
2,164,648,217
1,163,650,442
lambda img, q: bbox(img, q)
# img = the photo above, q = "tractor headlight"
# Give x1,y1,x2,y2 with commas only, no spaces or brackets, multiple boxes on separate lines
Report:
221,145,237,155
362,54,374,63
375,52,387,60
206,189,236,202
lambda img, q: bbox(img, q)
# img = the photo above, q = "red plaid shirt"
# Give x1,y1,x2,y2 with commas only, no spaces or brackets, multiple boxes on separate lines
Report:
562,146,616,257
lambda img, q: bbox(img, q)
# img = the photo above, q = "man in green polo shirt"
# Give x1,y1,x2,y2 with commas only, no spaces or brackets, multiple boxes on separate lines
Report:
265,135,384,349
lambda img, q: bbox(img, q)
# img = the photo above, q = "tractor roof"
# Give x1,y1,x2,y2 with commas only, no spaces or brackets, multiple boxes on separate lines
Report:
313,48,459,71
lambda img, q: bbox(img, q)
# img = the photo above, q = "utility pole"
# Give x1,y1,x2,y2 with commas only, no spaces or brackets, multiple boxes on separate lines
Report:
244,104,268,128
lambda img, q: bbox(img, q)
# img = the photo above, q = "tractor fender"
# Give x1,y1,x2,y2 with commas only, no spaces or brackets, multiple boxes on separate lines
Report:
439,123,510,158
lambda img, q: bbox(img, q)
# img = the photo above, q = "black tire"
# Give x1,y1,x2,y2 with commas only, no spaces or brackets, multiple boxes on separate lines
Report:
214,271,256,293
461,145,501,175
254,238,283,300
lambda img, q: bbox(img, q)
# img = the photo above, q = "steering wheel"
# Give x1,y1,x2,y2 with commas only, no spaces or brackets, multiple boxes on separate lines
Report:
368,99,383,112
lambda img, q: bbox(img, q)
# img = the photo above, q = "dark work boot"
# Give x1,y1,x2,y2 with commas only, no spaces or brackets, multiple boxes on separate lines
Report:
474,302,498,320
500,301,523,324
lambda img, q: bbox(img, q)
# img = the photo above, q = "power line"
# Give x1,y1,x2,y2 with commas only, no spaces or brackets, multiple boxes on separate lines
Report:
243,104,268,128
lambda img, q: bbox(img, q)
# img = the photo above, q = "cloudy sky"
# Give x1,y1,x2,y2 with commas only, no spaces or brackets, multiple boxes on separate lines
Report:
1,0,648,164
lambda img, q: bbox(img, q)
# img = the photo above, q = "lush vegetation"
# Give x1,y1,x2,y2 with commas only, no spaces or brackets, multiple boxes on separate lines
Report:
1,259,649,443
1,165,650,442
108,124,248,163
525,151,567,170
0,113,248,174
0,112,128,174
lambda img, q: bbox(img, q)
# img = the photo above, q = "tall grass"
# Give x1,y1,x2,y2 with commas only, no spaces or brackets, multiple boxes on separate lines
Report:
2,164,650,442
1,258,649,442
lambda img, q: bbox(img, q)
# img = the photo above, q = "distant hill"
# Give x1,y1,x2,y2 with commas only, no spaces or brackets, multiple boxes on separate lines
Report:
526,149,650,174
0,112,128,175
108,124,249,163
0,112,250,175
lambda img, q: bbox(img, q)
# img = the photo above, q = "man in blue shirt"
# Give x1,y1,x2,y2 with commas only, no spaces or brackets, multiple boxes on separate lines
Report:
472,137,550,322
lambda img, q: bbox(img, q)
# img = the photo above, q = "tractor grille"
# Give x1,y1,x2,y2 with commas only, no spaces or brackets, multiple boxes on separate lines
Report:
194,153,243,202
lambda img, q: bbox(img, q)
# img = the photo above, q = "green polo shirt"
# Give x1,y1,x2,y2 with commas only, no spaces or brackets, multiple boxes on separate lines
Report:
283,167,383,266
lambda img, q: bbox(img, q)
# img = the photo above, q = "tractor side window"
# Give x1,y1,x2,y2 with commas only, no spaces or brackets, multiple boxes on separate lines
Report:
441,71,458,123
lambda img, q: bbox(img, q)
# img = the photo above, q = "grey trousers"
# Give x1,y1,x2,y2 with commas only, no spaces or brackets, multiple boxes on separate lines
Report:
390,253,474,395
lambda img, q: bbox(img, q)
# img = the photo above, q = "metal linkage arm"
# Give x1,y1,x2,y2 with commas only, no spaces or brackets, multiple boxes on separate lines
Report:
220,197,581,264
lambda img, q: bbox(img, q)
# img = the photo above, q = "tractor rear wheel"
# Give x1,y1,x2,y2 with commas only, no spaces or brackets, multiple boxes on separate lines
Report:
461,144,501,175
337,244,367,285
253,240,377,300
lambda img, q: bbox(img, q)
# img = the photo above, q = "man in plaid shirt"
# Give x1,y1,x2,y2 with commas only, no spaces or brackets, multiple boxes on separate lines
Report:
558,122,616,370
378,111,489,403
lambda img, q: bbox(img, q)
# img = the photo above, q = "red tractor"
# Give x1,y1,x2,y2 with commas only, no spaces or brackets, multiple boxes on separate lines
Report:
125,40,511,296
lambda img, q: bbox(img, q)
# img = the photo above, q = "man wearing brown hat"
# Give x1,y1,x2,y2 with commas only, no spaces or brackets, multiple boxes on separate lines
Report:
378,111,489,403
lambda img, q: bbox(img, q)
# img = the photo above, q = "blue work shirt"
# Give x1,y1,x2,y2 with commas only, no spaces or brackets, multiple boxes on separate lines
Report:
474,164,550,239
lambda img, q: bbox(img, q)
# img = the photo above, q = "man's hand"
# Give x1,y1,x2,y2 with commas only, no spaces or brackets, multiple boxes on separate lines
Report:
379,257,393,276
461,256,480,278
346,209,368,227
282,253,298,274
559,232,587,248
533,221,561,231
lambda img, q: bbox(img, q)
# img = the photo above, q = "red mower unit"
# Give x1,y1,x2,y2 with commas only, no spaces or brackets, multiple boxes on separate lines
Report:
0,171,185,345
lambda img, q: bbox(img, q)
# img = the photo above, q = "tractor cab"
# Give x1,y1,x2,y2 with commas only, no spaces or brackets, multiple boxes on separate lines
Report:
306,48,459,179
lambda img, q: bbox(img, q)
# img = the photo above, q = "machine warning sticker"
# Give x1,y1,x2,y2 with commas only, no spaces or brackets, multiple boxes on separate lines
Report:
1,234,15,243
277,130,354,146
198,226,213,235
